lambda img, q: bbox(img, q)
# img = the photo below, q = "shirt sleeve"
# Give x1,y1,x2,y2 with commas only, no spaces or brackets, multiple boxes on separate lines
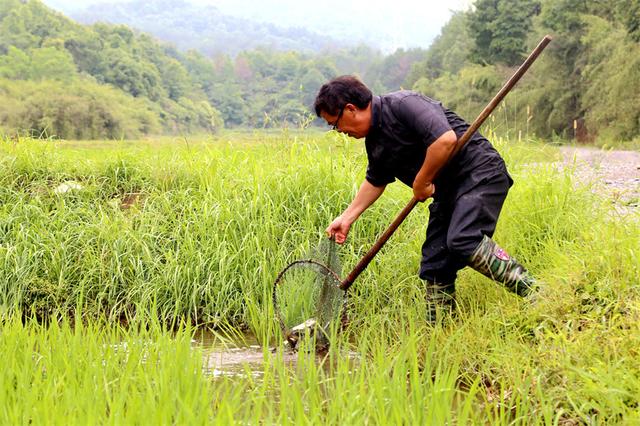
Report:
394,95,452,146
365,165,395,187
364,139,395,187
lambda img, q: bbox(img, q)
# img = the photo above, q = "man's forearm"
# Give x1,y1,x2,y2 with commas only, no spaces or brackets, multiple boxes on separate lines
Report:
342,180,386,223
414,130,458,185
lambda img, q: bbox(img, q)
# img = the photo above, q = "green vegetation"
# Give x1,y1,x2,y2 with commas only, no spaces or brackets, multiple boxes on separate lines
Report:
0,0,424,137
1,318,217,424
1,131,638,422
2,0,639,144
0,0,222,138
0,78,161,139
410,0,640,144
1,0,637,421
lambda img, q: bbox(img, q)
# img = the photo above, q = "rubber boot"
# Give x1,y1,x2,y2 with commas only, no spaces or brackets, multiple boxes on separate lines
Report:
468,235,536,297
425,281,456,325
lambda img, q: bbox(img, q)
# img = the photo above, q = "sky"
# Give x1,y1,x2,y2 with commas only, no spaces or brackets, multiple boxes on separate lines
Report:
43,0,473,51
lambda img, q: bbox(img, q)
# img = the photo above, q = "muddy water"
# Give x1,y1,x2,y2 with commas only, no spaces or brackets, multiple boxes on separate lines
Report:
193,329,302,379
192,329,358,380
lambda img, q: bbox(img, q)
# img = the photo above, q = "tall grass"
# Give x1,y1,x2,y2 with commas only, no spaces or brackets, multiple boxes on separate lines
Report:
0,132,638,422
0,317,214,424
0,313,557,424
0,133,360,325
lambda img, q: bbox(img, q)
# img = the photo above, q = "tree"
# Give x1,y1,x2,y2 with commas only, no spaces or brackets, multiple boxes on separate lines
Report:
0,46,30,79
618,0,640,41
0,78,161,139
157,57,191,101
413,64,503,121
580,15,640,140
469,0,541,66
30,46,77,82
0,0,79,51
406,12,473,86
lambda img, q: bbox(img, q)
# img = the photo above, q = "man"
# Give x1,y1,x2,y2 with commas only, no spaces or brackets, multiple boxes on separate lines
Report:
314,75,536,323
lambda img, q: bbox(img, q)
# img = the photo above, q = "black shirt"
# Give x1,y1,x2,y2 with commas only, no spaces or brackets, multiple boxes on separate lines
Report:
365,91,512,198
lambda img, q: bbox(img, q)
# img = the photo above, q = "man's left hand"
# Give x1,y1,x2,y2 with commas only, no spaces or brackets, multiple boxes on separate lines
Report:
412,181,435,202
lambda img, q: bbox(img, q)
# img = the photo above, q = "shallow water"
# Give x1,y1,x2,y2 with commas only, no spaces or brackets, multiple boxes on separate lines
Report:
192,329,357,380
193,329,295,379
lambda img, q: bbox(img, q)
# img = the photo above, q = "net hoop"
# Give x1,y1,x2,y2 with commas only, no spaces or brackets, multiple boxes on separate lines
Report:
272,259,347,338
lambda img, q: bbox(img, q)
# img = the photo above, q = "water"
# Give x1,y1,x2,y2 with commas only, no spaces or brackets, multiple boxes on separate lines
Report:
192,329,358,380
193,329,296,379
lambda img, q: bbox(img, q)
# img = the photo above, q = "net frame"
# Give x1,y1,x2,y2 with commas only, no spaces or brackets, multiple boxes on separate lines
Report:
272,258,347,348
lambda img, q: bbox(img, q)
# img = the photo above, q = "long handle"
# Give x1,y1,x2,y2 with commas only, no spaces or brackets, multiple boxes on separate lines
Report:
340,35,552,291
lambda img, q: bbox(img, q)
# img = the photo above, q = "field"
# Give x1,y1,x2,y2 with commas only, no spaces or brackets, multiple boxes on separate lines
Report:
1,131,639,424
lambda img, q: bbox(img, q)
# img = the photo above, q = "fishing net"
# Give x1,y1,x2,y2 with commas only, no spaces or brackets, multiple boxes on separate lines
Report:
272,238,346,349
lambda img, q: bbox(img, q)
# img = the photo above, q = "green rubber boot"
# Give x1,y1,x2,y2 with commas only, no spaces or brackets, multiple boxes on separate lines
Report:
425,282,456,325
468,235,537,297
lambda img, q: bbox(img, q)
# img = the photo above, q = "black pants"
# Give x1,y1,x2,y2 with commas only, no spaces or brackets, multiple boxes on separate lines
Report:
419,172,511,285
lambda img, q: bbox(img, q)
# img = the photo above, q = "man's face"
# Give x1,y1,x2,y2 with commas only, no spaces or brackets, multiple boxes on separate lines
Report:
320,103,371,139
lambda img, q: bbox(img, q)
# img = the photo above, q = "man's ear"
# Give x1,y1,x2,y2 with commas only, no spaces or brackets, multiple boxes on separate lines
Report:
344,103,357,113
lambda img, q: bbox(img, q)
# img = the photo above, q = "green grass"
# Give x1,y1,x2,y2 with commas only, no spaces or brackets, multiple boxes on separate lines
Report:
0,317,216,424
0,132,639,423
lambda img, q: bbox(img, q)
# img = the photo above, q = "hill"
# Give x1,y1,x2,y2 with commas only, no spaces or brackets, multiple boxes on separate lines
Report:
72,0,339,56
0,0,222,139
0,0,428,137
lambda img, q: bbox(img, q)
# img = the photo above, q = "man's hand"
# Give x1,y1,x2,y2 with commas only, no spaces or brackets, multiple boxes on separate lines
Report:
326,215,351,244
412,180,435,202
412,129,456,202
325,180,386,244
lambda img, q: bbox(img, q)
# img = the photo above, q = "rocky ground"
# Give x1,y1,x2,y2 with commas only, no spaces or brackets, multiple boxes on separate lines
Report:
557,147,640,215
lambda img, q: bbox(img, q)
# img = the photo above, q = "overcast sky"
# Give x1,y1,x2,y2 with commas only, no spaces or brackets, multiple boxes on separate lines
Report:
43,0,473,51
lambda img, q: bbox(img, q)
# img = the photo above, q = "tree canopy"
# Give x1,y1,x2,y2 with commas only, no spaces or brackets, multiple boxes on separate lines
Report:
1,0,638,142
0,0,222,138
409,0,640,142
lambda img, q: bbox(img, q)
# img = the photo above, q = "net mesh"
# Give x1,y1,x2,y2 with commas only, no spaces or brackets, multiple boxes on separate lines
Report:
310,238,343,327
272,239,345,348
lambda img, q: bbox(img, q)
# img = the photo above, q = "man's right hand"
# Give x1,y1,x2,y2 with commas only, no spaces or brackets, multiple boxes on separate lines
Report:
326,180,386,245
326,215,351,244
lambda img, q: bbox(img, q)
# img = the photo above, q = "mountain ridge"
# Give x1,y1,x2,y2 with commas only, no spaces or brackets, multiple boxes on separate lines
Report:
71,0,344,56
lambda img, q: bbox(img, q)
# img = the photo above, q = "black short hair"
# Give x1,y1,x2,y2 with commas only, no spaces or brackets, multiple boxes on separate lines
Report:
314,75,372,117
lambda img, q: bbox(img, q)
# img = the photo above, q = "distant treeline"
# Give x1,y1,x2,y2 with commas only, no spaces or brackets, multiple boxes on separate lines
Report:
1,0,639,142
0,0,421,138
0,0,223,139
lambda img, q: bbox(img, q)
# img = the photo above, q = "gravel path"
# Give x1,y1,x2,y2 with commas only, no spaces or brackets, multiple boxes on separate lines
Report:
557,147,640,214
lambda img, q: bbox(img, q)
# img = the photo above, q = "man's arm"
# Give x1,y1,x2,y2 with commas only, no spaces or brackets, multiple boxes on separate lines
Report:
412,129,458,201
326,180,386,244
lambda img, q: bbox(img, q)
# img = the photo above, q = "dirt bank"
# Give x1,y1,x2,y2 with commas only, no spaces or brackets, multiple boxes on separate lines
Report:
557,147,640,215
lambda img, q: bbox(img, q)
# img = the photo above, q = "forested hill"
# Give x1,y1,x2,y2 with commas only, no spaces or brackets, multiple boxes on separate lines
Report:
1,0,638,143
0,0,226,139
72,0,338,56
0,0,424,139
